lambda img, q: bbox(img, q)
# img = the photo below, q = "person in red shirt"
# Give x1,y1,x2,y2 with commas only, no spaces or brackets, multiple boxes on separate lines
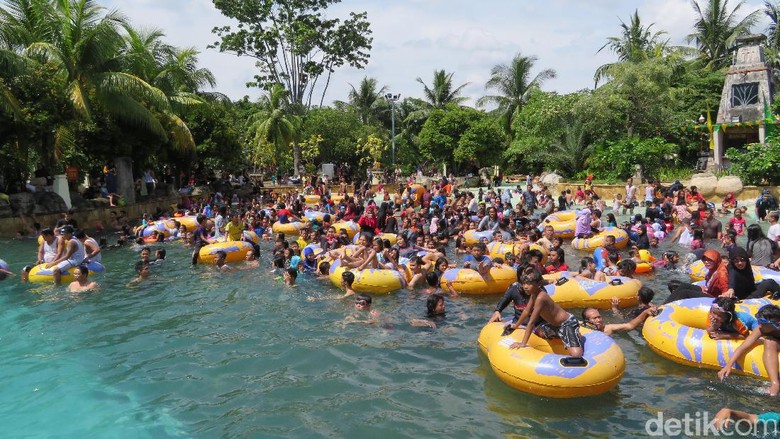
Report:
356,205,380,236
544,248,569,274
729,209,747,236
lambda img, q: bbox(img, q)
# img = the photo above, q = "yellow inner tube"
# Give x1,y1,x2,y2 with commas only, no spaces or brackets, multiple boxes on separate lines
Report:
328,259,405,294
27,262,104,284
643,297,780,380
272,221,306,236
198,241,255,264
570,227,629,251
332,221,360,239
440,266,516,295
487,242,548,264
542,273,641,309
479,322,625,398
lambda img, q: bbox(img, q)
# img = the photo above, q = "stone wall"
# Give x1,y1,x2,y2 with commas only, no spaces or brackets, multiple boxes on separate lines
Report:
554,182,776,203
0,195,182,237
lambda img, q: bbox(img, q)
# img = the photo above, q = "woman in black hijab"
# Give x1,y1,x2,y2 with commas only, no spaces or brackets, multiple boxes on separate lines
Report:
728,247,780,300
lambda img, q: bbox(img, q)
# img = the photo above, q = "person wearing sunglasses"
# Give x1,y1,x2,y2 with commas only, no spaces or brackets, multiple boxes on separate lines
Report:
353,294,380,319
664,250,729,304
728,247,780,300
718,304,780,396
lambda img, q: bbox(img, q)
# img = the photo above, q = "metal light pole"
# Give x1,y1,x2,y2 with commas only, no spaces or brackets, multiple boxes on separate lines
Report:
385,93,400,167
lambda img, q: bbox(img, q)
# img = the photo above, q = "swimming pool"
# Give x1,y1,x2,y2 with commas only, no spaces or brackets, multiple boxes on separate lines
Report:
0,227,774,438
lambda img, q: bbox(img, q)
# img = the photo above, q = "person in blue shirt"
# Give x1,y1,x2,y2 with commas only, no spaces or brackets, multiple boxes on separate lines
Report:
707,296,757,340
462,242,492,276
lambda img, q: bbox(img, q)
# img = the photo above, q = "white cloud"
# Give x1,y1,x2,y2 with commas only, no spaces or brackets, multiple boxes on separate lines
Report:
101,0,774,106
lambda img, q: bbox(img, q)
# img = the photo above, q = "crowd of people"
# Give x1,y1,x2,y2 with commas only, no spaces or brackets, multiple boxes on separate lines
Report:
5,171,780,430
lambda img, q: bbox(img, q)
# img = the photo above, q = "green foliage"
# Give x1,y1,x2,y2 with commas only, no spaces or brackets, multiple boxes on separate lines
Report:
418,105,505,171
576,58,675,140
210,0,373,107
726,140,780,185
588,136,678,180
299,106,363,165
505,89,585,172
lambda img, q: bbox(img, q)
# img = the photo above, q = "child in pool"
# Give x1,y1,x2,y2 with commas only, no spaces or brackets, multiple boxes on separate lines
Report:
718,304,780,396
507,267,584,359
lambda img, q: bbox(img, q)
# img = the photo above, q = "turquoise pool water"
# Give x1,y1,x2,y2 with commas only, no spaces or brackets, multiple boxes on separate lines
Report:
0,232,777,438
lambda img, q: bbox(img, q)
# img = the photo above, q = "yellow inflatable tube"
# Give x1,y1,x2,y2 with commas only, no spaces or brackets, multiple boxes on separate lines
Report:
643,297,779,379
332,220,360,239
198,240,255,264
464,230,495,246
328,259,405,294
272,221,307,236
542,273,642,309
687,260,780,283
541,220,576,239
304,194,321,204
27,261,106,284
479,322,625,398
570,227,629,251
440,266,516,295
487,242,548,264
171,216,199,232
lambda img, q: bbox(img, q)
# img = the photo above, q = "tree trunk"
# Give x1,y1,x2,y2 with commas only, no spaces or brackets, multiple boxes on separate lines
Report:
292,143,302,177
115,156,136,205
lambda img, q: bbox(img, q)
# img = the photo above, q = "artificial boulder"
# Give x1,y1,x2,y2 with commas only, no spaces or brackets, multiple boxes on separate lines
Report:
8,193,36,216
541,173,563,187
715,175,744,197
33,191,67,215
689,173,718,197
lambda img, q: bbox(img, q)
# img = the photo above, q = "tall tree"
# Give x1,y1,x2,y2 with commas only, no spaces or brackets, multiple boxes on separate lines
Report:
476,52,556,138
347,76,386,125
688,0,760,70
416,69,468,109
210,0,372,108
246,83,298,178
594,10,669,85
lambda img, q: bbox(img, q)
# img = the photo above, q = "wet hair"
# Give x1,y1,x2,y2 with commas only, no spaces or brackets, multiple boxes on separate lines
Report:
215,250,227,260
712,296,737,323
319,261,330,275
355,293,372,305
617,259,637,275
580,257,595,270
426,271,439,287
607,251,620,264
757,304,780,322
637,286,655,305
155,249,166,259
342,270,355,286
581,307,598,321
521,266,544,284
76,265,89,275
426,294,445,317
273,256,285,269
140,246,151,254
286,268,298,280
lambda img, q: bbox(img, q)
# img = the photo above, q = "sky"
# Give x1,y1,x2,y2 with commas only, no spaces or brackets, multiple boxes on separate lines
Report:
102,0,771,106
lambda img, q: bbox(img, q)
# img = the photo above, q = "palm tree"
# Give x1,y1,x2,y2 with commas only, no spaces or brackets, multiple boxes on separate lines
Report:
542,121,593,176
765,1,780,54
688,0,760,70
347,76,386,125
416,69,468,109
594,10,669,85
246,83,298,178
476,52,556,138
